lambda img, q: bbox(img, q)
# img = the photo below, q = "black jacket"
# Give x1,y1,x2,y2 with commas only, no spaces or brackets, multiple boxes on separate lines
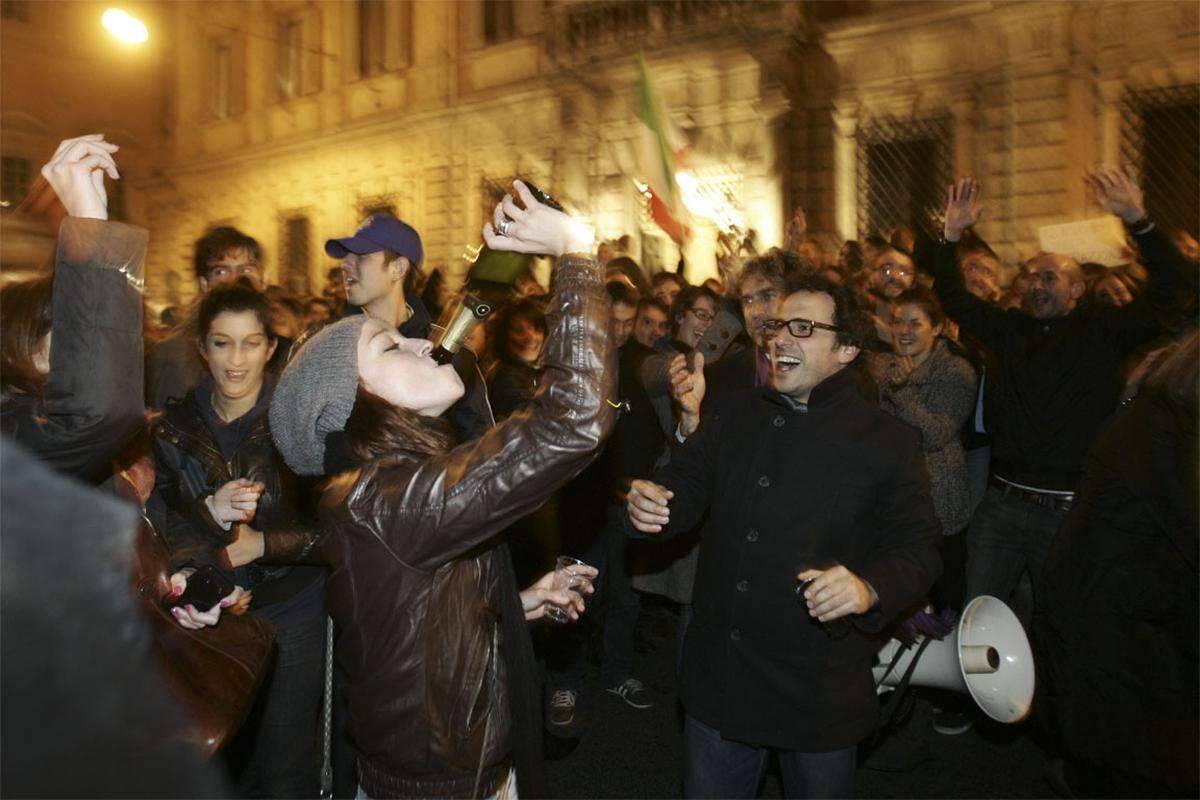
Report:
150,379,322,609
932,220,1188,490
1,218,146,484
1035,389,1198,797
1,439,230,798
646,364,942,751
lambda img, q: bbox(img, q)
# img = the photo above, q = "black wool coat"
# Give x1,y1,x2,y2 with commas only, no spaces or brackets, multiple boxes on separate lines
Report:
648,364,942,751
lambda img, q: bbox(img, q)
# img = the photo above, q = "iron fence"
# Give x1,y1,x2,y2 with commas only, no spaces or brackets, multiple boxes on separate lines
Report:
855,114,954,243
1120,84,1199,237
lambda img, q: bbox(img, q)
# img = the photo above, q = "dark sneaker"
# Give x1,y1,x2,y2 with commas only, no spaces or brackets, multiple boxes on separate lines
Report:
932,705,973,735
606,678,652,709
548,689,576,726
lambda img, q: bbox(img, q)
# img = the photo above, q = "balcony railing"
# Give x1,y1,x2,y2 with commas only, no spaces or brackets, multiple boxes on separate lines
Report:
545,1,795,62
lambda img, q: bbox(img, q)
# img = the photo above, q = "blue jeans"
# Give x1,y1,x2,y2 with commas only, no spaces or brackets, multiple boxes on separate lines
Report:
965,486,1068,626
548,507,642,688
227,576,327,799
682,715,856,799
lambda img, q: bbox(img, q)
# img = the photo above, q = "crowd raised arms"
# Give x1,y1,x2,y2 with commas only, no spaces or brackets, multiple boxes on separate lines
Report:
1,133,1196,799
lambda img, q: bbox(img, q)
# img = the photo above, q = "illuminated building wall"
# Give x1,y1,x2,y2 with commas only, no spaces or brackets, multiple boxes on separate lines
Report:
2,1,1196,304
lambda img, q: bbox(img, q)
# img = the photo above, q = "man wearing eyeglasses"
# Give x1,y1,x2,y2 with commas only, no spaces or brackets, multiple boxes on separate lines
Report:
146,227,268,410
868,246,917,344
627,272,941,799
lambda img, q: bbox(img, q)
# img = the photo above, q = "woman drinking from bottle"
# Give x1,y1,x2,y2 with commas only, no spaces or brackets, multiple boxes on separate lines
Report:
264,181,613,798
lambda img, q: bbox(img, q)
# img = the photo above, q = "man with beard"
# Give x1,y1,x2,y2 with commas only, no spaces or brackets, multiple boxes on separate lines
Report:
626,272,941,799
867,245,917,346
934,171,1193,624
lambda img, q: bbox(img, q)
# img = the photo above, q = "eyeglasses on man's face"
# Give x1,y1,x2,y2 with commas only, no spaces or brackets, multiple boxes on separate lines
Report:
879,262,912,279
759,317,843,339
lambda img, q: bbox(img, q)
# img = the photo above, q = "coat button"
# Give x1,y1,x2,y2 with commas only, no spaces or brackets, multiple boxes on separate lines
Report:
736,579,749,593
773,415,785,427
730,627,742,641
757,475,770,488
747,529,759,542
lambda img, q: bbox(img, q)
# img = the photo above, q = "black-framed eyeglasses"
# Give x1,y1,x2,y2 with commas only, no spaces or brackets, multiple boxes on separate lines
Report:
686,306,715,323
759,317,843,339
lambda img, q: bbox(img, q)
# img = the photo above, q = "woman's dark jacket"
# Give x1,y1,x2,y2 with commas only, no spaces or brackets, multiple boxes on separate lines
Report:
150,377,322,608
318,255,615,798
1035,388,1198,798
643,364,942,751
1,218,147,484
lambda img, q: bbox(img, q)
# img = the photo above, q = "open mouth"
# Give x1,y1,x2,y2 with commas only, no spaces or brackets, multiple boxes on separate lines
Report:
773,354,802,373
225,370,248,382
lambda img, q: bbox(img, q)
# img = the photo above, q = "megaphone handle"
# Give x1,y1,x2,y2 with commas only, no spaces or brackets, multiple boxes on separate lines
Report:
876,636,934,725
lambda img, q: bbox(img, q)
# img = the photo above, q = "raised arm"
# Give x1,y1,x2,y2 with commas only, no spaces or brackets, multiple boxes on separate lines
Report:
4,136,147,481
1086,167,1193,346
342,183,616,571
933,179,1015,354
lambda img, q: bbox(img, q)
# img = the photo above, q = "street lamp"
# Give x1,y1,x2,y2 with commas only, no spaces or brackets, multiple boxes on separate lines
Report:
101,8,149,44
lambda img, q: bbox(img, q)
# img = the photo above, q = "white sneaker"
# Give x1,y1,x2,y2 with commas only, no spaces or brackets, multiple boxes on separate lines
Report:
605,678,652,709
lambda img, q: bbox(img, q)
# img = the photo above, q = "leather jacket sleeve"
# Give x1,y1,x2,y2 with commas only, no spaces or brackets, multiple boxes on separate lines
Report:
331,255,617,572
149,434,236,574
3,218,147,482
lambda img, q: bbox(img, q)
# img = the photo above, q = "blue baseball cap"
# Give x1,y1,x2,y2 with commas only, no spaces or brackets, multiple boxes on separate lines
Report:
324,213,423,268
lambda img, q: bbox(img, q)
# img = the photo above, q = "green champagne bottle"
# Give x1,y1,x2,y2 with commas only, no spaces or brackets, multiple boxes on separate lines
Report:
431,182,563,364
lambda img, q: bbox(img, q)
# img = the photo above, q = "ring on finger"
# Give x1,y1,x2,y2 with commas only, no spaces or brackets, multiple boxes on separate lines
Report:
496,217,513,237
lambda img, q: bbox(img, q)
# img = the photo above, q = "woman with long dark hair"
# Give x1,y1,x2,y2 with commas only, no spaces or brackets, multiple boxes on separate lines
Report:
262,181,609,798
151,282,326,797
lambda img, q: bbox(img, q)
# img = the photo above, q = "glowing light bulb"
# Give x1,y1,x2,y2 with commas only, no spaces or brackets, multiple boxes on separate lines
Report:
102,8,149,44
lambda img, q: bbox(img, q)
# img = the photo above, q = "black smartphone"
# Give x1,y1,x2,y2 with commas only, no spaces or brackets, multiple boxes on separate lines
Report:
166,565,235,611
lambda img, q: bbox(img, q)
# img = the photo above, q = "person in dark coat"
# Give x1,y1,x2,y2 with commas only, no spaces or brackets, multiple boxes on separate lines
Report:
1035,331,1199,799
150,283,326,798
0,439,230,799
0,134,145,485
935,171,1191,623
627,272,941,799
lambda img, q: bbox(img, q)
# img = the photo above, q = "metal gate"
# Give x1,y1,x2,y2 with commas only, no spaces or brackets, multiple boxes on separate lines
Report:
1119,85,1200,237
856,114,954,242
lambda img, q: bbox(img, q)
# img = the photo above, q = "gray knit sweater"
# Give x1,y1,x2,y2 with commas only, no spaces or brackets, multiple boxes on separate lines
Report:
877,339,978,535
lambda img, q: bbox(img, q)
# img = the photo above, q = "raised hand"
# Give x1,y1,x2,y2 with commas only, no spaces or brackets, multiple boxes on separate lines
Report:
668,351,706,437
40,134,119,220
482,180,595,257
626,479,673,534
943,178,982,243
1087,166,1146,224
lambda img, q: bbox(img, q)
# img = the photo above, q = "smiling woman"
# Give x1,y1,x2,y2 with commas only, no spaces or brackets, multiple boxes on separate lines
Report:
151,279,328,796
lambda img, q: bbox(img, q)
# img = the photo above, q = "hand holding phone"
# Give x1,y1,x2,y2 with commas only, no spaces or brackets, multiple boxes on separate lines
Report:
166,566,245,630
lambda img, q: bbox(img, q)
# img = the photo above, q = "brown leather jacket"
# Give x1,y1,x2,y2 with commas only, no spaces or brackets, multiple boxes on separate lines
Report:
319,255,615,794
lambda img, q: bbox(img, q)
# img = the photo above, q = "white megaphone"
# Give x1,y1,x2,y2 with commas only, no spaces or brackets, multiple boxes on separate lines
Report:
872,595,1034,723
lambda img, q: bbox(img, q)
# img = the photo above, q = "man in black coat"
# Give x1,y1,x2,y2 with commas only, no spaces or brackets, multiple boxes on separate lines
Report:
627,273,941,799
934,171,1191,624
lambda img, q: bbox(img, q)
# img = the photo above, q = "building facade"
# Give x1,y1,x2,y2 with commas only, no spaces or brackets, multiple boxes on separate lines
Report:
2,1,1196,305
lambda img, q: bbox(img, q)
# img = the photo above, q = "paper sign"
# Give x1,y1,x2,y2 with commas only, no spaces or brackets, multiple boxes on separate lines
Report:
1037,217,1128,266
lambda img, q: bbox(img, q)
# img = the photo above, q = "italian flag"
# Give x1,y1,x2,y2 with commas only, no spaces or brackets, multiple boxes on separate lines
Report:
635,56,689,244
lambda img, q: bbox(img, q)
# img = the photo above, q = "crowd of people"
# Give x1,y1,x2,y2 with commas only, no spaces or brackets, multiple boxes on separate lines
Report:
1,133,1196,800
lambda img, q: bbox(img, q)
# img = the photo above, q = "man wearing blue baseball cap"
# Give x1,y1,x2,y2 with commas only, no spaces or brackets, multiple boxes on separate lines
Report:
323,213,494,449
325,213,425,329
